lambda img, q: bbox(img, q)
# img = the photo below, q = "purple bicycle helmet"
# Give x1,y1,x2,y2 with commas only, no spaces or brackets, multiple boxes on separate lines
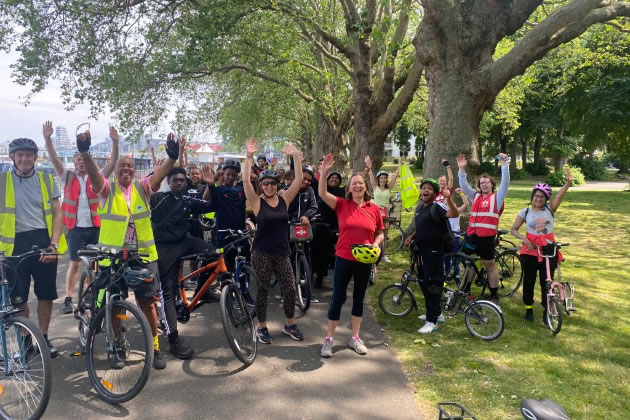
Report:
533,183,552,199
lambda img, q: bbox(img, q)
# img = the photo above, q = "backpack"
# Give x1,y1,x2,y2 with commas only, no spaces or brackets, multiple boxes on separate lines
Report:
430,202,455,253
523,203,554,221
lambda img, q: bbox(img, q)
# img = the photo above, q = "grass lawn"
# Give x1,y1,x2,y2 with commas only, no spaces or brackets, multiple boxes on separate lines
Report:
368,163,630,419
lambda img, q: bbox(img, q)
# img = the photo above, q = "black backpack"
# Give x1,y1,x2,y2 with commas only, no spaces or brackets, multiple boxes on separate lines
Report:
430,202,455,253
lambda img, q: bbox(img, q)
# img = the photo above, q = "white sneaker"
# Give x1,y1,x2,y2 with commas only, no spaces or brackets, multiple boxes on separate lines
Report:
418,322,438,334
383,256,392,263
418,314,446,323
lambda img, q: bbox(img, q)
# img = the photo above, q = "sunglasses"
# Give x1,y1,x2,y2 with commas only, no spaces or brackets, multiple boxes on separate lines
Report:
261,181,277,187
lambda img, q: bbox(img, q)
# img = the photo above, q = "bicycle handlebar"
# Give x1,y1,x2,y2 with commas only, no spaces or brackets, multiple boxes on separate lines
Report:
0,246,57,261
77,245,149,261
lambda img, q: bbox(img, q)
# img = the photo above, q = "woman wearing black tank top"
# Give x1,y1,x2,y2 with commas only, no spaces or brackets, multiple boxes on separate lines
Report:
243,138,305,344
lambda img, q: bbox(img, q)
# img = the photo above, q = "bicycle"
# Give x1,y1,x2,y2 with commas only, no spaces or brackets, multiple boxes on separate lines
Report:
436,398,569,419
75,245,154,404
447,230,523,298
0,247,53,420
383,199,405,255
175,230,257,365
538,241,575,335
378,246,504,341
75,254,100,350
288,222,312,313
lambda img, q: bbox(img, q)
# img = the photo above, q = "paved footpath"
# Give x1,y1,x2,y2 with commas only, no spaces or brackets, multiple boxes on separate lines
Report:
35,259,423,420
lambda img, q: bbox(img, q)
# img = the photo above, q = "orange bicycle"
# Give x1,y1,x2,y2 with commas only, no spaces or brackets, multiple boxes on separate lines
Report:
175,231,257,365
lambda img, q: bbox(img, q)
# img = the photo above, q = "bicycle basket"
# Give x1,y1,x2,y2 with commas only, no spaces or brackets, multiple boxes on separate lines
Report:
541,244,556,256
289,223,313,242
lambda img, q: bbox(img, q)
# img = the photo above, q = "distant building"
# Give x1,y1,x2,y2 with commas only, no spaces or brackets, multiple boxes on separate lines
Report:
54,126,73,149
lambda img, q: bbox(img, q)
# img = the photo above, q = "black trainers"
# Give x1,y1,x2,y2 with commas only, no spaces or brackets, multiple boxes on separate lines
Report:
256,327,272,344
169,338,194,360
45,338,58,359
152,351,166,370
488,295,500,307
282,324,304,341
543,311,548,326
314,274,323,289
524,308,534,322
61,297,73,314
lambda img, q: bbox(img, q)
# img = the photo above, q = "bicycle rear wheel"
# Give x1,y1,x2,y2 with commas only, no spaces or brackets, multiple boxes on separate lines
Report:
547,296,562,335
295,254,311,313
77,269,95,350
464,301,504,341
496,250,523,297
378,284,415,317
86,299,153,404
385,222,404,254
220,284,257,365
0,316,52,420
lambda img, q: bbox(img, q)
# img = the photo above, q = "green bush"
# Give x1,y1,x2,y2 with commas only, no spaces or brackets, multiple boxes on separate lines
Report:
477,161,496,175
414,159,423,170
393,158,399,164
510,169,531,180
545,166,585,187
569,156,606,180
525,162,550,176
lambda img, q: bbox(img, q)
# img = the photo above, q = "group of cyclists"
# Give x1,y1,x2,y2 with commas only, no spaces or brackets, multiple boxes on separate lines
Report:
0,122,574,370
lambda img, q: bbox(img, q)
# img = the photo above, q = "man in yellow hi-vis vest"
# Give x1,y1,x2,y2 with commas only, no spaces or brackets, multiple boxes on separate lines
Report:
0,138,65,358
79,133,179,370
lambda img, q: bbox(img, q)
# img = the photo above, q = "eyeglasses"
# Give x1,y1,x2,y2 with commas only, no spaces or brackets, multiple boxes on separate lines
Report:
261,181,277,187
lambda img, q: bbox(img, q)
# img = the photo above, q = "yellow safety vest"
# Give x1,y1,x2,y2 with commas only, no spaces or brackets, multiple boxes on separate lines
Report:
399,164,419,210
97,180,158,265
0,171,67,255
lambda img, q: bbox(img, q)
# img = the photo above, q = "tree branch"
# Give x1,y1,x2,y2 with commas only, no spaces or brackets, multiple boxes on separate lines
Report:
490,0,630,95
299,25,353,76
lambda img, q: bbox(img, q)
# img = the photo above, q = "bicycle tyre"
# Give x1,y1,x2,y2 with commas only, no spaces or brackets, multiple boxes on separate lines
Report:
378,284,414,317
77,269,95,350
547,296,562,335
295,254,311,312
0,316,52,420
220,283,257,365
464,301,504,341
385,222,405,254
86,299,153,404
496,250,523,297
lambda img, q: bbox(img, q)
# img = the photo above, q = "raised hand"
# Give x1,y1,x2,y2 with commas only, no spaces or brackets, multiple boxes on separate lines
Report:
167,132,175,142
321,153,335,172
201,164,215,185
456,154,467,169
442,187,451,198
109,125,120,143
76,130,92,153
270,156,279,166
565,166,572,184
246,137,258,157
455,187,462,194
165,135,179,160
365,155,372,169
283,143,299,156
178,136,187,151
43,121,54,139
497,153,510,166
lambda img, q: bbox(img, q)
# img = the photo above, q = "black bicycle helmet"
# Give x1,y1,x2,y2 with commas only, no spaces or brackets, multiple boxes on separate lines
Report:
222,159,241,173
420,178,439,194
259,169,280,183
124,263,155,292
9,138,38,154
327,171,342,181
302,165,314,176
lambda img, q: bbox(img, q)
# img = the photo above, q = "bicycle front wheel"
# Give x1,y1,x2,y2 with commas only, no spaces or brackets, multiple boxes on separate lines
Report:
378,284,414,317
496,250,523,297
385,222,404,254
220,284,257,365
0,316,52,420
295,254,311,313
86,299,153,404
464,301,504,341
77,269,95,350
547,296,562,335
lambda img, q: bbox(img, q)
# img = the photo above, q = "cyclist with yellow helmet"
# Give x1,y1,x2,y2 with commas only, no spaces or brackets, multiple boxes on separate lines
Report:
404,178,459,334
318,154,384,357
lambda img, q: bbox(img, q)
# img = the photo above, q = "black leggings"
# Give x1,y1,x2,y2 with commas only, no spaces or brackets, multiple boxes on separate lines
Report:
156,237,212,343
327,256,371,321
251,250,295,323
521,254,557,308
418,247,445,324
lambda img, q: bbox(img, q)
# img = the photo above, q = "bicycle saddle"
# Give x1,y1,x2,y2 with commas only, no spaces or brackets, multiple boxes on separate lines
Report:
520,398,570,420
497,229,509,235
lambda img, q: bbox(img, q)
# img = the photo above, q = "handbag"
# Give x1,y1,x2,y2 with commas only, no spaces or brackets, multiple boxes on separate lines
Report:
289,223,313,242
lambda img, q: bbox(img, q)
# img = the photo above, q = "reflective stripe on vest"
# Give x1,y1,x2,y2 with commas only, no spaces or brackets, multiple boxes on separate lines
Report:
97,180,158,265
61,171,101,229
0,171,67,255
466,192,504,237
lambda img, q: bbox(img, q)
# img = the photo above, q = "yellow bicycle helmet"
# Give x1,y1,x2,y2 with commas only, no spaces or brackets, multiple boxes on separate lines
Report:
351,244,381,264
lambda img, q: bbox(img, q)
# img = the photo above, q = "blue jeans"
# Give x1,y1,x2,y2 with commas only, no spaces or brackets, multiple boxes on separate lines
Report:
444,237,461,277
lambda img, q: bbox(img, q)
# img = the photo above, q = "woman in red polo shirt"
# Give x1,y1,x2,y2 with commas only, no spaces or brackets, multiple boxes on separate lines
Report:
318,154,384,358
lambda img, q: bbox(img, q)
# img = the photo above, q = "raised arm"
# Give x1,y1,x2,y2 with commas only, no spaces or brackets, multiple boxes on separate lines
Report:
365,155,377,189
76,134,105,193
443,188,459,218
151,144,158,168
442,159,454,189
42,121,65,176
243,138,261,214
455,188,469,214
102,125,119,178
456,154,476,201
318,154,338,210
389,162,402,188
150,133,178,191
495,153,511,209
280,143,303,206
178,136,187,168
549,166,571,213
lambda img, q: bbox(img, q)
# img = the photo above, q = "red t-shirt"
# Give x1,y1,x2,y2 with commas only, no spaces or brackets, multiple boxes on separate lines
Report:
334,197,384,261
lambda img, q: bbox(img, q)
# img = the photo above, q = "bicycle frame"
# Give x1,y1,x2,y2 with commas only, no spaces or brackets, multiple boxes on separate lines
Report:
538,244,575,314
177,256,228,311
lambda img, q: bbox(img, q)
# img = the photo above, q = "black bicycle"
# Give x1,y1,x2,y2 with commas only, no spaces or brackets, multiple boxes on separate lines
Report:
76,246,154,404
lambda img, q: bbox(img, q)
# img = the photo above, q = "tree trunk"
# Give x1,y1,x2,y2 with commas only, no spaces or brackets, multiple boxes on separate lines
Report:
520,135,528,168
509,139,518,172
533,129,543,171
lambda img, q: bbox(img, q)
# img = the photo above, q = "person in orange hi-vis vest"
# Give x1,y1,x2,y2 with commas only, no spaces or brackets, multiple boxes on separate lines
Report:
43,121,119,314
456,153,510,306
